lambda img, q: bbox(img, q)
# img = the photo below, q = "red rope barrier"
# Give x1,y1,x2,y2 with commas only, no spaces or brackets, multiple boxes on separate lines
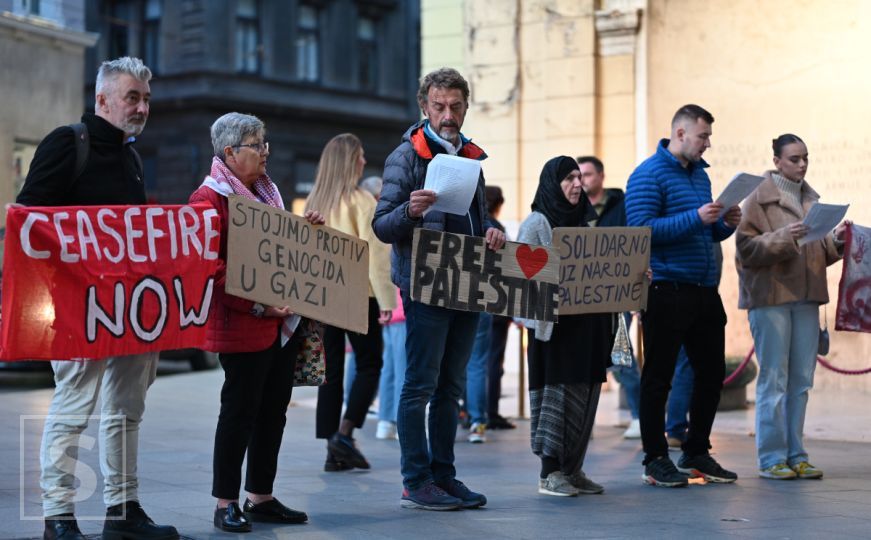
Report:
741,346,871,377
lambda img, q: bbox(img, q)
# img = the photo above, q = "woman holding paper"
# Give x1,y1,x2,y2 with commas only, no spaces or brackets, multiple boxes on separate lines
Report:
517,156,613,497
306,133,396,471
735,133,849,481
190,113,324,532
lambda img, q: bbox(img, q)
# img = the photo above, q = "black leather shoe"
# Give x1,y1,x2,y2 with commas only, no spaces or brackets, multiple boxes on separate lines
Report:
43,514,85,540
327,433,370,469
324,450,354,472
103,501,179,540
214,502,251,533
243,498,308,524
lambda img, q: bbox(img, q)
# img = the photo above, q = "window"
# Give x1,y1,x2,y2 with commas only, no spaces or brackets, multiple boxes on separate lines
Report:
357,16,378,91
141,0,161,72
295,5,319,82
106,1,131,59
236,0,260,73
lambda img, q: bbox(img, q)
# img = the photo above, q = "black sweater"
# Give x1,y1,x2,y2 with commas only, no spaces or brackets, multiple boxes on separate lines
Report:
17,113,147,207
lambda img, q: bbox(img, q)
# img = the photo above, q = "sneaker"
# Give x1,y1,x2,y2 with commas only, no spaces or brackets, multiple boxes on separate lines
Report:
327,432,370,469
538,471,580,497
622,419,641,439
400,482,462,511
791,461,823,479
643,456,689,488
435,478,487,509
759,463,797,480
566,470,604,494
376,420,398,440
677,453,737,483
324,450,354,472
469,422,487,443
488,414,517,430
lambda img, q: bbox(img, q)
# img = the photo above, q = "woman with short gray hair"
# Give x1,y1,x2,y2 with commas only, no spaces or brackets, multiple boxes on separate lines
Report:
190,112,325,533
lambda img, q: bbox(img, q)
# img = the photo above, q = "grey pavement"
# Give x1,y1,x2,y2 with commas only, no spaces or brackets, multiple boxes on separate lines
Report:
2,366,871,540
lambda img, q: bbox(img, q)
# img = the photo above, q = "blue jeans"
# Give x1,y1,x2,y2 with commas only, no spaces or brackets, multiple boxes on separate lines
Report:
749,302,819,469
665,348,693,440
378,322,407,423
466,312,491,425
399,296,479,490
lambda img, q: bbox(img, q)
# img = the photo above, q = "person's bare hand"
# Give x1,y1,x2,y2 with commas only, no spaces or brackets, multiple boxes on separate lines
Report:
407,189,436,218
265,306,293,318
485,227,506,251
834,220,852,242
697,202,724,225
378,310,393,325
723,205,742,227
303,210,325,225
786,222,809,240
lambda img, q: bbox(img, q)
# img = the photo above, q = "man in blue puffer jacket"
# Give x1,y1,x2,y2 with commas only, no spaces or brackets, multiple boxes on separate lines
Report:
373,68,505,511
625,104,742,488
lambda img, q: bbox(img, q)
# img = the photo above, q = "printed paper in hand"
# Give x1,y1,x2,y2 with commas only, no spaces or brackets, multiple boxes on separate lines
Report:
715,173,765,217
798,203,849,246
423,154,481,216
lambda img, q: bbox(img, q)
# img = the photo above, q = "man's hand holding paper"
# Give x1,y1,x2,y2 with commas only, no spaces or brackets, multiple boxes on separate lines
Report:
422,153,481,216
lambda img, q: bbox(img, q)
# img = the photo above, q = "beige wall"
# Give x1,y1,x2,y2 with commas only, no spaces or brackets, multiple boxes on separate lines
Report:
645,0,871,390
422,0,871,391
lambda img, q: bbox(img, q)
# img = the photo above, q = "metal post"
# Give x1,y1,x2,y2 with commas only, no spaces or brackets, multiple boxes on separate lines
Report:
518,326,526,418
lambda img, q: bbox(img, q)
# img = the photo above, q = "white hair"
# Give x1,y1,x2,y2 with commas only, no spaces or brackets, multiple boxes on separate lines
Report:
358,176,383,198
210,112,265,157
95,56,152,99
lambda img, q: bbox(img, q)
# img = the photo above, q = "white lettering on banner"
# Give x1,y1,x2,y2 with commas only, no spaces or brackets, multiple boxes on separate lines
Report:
18,206,217,264
174,277,213,328
129,278,168,342
86,283,125,341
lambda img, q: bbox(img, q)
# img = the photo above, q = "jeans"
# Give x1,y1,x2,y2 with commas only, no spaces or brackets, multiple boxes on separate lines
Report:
639,282,726,464
41,353,158,516
666,348,693,440
749,301,819,469
398,296,479,490
378,322,407,423
466,312,492,425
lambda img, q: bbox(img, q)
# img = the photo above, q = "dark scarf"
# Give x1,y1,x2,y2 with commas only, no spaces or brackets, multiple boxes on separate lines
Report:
531,156,587,228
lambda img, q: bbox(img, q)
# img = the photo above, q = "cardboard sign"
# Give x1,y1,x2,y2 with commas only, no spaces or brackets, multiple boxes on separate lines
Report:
410,229,559,321
553,227,651,314
0,205,220,360
226,196,369,333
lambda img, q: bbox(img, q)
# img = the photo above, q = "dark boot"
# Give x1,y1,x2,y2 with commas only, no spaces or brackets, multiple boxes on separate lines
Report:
43,514,85,540
102,501,179,540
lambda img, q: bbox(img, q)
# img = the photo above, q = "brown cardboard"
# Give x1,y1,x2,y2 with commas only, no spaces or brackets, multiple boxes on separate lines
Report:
226,196,369,333
410,228,559,322
553,226,651,314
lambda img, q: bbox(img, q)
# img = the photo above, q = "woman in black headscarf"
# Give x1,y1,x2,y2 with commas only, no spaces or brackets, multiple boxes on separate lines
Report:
517,156,614,497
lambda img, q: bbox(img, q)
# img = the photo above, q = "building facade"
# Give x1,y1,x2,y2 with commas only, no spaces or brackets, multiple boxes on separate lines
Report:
422,0,871,391
84,0,421,210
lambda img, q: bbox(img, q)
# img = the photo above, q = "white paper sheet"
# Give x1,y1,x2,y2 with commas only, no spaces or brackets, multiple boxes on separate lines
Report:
798,203,849,246
715,173,765,217
423,154,481,216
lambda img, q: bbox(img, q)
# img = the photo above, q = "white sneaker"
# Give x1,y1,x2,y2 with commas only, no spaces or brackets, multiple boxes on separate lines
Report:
469,422,487,443
622,419,641,439
375,420,397,440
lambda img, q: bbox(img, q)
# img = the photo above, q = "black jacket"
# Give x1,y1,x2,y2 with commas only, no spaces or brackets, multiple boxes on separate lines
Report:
17,113,146,206
594,188,626,228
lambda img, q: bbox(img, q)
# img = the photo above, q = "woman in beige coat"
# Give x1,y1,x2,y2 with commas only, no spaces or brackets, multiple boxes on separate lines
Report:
735,134,848,481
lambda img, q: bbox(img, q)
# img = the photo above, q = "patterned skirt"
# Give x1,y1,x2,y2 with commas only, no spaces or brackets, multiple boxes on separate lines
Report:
529,382,601,473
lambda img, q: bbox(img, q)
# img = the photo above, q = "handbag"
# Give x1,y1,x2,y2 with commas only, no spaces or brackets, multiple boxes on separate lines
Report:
611,312,634,368
293,319,326,386
818,309,830,356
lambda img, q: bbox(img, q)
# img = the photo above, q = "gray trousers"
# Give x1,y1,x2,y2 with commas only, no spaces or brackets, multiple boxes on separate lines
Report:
40,353,158,517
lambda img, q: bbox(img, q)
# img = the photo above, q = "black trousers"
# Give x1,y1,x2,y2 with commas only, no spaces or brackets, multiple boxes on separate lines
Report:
316,297,383,438
487,315,511,418
212,330,301,499
639,282,726,464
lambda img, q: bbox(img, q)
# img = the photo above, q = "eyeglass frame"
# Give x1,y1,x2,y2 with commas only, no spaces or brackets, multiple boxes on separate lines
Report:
233,141,269,154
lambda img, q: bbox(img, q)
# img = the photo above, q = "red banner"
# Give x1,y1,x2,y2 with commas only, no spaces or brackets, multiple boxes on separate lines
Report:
836,223,871,333
0,205,220,360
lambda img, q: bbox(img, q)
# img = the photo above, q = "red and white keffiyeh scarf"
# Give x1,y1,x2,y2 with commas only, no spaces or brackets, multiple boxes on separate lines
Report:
206,155,284,209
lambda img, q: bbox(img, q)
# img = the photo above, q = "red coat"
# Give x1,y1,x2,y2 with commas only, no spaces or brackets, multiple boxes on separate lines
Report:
190,185,280,353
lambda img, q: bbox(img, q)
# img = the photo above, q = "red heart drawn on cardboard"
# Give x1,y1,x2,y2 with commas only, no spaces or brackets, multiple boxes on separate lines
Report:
515,244,549,280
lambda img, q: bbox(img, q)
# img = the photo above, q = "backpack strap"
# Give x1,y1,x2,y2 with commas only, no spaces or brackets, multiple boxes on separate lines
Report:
69,122,89,180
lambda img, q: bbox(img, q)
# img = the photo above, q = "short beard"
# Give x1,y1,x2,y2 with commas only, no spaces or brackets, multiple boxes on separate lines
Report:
121,119,146,138
438,128,459,145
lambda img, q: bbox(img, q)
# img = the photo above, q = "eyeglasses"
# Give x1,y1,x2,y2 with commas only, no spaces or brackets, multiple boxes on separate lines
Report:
234,141,269,154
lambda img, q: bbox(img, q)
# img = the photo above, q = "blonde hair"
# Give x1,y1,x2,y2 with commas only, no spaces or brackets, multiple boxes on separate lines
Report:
305,133,364,218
